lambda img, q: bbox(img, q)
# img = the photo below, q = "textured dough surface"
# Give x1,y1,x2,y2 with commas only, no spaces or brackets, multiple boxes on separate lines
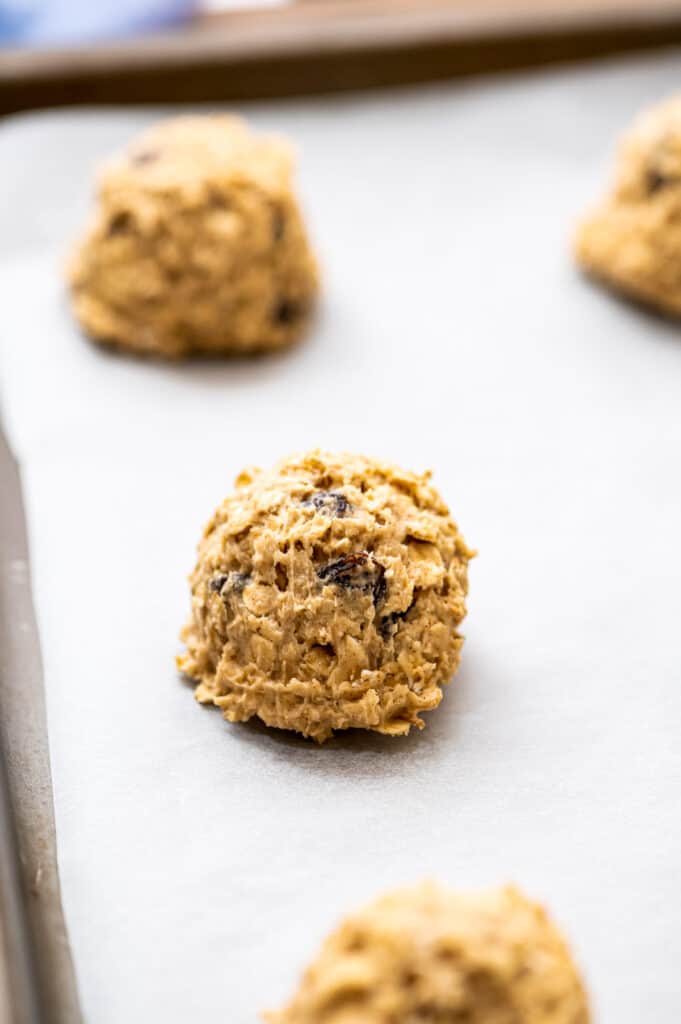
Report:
68,115,319,357
266,882,591,1024
575,94,681,316
178,450,472,742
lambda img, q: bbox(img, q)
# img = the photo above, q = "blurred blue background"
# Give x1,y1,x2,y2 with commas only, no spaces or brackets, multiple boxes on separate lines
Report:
0,0,198,45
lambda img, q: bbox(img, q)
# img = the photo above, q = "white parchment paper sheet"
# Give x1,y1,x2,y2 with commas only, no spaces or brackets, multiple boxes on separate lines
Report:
1,52,681,1024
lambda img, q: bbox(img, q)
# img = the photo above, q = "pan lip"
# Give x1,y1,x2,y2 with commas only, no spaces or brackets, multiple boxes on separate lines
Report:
0,422,83,1024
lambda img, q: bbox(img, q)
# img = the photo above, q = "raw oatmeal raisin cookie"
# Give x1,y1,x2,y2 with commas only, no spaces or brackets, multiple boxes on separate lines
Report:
266,882,591,1024
178,450,473,742
575,94,681,316
68,114,319,356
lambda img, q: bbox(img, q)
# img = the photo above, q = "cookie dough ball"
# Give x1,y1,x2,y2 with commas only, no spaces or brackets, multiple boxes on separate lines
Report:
178,450,472,743
575,95,681,316
266,883,590,1024
68,115,319,357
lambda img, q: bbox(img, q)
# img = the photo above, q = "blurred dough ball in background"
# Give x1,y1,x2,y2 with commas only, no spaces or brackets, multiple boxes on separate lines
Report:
68,114,319,358
575,93,681,317
266,882,591,1024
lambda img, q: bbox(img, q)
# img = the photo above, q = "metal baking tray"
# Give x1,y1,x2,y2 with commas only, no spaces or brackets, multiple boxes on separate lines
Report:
2,47,681,1024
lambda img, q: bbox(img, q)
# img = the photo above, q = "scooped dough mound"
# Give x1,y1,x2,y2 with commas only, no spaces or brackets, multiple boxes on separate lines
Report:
178,450,473,743
266,882,591,1024
575,94,681,315
68,115,319,357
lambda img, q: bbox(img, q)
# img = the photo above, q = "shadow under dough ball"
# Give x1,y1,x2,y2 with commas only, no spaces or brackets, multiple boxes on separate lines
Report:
67,114,319,357
178,450,473,743
265,882,591,1024
575,94,681,316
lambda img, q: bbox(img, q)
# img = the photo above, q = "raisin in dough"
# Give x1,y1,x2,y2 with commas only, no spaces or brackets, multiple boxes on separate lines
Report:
68,115,319,357
575,95,681,316
265,883,591,1024
178,450,473,743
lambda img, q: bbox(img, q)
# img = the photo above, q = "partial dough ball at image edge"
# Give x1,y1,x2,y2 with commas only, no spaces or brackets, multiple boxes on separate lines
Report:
68,114,319,357
575,93,681,317
265,882,591,1024
178,450,473,743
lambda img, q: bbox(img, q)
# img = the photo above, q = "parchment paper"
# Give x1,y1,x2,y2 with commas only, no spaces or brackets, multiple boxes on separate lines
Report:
1,52,681,1024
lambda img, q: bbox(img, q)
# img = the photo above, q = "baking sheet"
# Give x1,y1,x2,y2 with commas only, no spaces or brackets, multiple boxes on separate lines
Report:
1,51,681,1023
0,429,82,1024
